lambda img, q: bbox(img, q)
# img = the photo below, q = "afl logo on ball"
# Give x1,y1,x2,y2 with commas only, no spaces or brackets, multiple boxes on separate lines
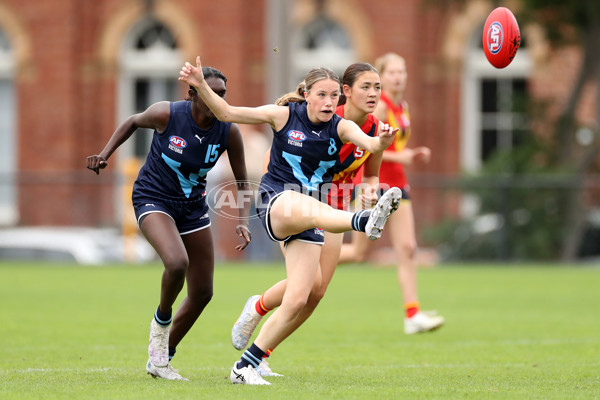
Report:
487,22,504,54
483,7,521,69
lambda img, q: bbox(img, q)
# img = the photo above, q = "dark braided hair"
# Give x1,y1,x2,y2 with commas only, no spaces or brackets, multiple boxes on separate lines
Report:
201,66,227,84
186,66,228,100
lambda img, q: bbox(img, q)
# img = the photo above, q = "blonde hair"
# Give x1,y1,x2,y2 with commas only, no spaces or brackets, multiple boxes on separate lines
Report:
275,81,306,106
275,67,341,106
374,52,406,75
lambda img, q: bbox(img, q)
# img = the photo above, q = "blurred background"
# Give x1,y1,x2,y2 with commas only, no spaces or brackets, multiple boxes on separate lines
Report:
0,0,598,265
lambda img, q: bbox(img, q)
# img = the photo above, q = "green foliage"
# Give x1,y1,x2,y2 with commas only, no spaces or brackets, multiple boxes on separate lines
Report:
425,0,600,261
1,261,599,399
424,132,575,260
521,0,600,42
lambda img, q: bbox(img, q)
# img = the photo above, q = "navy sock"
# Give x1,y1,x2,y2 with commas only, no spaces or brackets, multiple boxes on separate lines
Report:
169,346,176,361
351,209,371,232
154,305,172,327
237,343,267,369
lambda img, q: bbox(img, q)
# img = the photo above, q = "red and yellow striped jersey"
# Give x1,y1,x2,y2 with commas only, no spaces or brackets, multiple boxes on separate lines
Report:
378,91,411,188
327,104,379,210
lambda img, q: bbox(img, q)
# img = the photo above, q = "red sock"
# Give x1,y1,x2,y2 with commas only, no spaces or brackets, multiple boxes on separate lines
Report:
263,349,273,359
405,301,419,318
255,294,272,316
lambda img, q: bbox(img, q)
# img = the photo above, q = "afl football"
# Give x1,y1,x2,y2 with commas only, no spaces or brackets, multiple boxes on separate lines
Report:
483,7,521,69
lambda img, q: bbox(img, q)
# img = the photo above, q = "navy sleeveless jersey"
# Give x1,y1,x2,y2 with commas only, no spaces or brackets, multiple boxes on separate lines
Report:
133,101,231,202
260,102,343,194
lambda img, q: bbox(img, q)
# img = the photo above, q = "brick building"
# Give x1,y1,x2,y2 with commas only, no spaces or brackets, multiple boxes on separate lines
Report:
0,0,595,258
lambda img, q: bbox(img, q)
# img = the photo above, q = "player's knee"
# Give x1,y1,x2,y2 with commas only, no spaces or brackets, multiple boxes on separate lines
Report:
306,289,325,310
163,254,189,279
306,277,328,310
285,295,309,316
400,241,417,259
190,287,213,308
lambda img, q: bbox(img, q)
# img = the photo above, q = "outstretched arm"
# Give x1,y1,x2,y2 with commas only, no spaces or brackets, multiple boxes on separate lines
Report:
86,101,170,174
382,146,431,165
179,56,288,131
337,119,397,154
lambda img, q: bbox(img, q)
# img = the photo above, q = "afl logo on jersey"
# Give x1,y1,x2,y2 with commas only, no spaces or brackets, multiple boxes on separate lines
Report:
287,130,306,148
169,136,187,148
168,136,187,154
288,130,306,141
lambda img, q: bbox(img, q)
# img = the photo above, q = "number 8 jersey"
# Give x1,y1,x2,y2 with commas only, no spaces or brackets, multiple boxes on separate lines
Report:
260,102,344,195
133,100,231,202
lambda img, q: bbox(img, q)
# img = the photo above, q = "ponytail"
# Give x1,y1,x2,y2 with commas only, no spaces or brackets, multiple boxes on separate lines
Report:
275,81,306,106
275,67,340,106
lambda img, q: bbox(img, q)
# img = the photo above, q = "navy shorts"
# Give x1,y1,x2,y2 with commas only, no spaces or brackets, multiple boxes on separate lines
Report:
132,195,210,235
256,189,325,246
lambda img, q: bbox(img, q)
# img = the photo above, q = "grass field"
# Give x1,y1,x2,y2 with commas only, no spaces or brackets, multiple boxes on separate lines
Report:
1,261,599,399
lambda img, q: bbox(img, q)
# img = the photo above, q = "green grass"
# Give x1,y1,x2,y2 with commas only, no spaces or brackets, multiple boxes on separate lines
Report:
1,261,599,399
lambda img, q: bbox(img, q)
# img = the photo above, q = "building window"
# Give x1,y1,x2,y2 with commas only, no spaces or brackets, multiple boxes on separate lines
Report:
134,21,177,51
461,23,531,172
290,1,355,89
0,27,16,225
480,77,528,162
460,23,531,215
118,18,182,159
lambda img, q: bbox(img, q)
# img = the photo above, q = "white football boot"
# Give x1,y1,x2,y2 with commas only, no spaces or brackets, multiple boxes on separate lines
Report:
230,362,271,385
148,319,169,367
232,295,263,350
404,311,445,334
146,359,188,381
255,359,283,377
365,187,402,240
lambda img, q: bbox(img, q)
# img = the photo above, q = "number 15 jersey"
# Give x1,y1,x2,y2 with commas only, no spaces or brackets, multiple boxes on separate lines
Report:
133,100,231,202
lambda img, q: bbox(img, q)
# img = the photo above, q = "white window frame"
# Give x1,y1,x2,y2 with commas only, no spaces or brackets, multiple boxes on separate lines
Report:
117,18,183,160
461,43,532,172
0,27,16,225
290,13,355,91
115,19,182,220
460,33,531,216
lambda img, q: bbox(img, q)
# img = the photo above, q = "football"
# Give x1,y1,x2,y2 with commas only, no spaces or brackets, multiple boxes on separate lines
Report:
482,7,521,69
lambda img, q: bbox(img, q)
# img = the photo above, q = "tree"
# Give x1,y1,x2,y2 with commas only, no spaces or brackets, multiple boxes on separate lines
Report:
430,0,600,260
521,0,600,260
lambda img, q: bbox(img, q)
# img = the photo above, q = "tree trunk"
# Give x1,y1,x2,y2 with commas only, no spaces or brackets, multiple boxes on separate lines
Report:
559,5,600,261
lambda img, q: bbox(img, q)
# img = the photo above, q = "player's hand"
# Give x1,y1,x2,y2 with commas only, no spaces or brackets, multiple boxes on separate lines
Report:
178,56,205,89
235,224,252,251
86,155,107,175
379,123,398,138
377,123,398,149
412,147,431,164
360,184,379,208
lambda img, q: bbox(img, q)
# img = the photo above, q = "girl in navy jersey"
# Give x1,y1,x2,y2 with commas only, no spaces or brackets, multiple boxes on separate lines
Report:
86,67,252,381
179,57,401,385
228,62,387,374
